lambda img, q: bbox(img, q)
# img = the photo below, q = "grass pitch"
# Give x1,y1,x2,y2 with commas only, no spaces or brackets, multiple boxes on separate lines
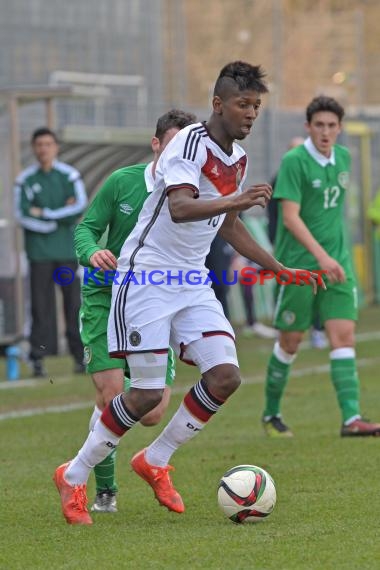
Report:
1,307,380,569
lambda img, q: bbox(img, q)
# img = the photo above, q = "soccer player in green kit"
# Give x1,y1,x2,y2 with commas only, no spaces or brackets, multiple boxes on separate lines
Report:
74,109,197,511
262,95,380,437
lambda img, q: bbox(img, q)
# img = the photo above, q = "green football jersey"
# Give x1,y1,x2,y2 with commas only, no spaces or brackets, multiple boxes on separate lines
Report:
14,161,87,261
75,163,152,293
274,141,352,274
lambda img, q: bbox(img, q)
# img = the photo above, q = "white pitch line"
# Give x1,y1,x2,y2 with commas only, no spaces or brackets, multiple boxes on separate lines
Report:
1,355,380,422
2,329,380,391
0,378,40,389
0,375,74,390
0,401,93,420
242,356,380,384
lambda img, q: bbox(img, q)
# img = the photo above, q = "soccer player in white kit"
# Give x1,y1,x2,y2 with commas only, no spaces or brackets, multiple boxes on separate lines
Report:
54,61,322,524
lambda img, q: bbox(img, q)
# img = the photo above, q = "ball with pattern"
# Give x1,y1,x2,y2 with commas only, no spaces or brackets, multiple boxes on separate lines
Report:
217,464,276,523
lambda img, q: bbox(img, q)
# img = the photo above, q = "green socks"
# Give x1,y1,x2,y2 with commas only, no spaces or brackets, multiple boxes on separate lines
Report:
264,345,360,424
330,348,360,423
94,449,118,494
263,342,296,418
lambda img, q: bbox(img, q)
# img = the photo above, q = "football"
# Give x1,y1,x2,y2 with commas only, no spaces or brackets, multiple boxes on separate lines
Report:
217,464,276,524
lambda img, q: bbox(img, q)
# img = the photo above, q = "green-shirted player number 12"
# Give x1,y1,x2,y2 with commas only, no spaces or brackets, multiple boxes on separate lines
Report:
323,186,340,209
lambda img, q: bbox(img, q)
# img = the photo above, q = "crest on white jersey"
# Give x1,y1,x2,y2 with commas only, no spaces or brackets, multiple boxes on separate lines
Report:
129,330,141,347
116,122,248,275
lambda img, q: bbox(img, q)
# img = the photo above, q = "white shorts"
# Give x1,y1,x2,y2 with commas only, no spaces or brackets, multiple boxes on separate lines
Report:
107,274,237,372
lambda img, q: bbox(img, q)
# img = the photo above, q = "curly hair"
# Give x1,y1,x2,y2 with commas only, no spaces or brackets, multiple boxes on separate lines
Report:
155,109,197,142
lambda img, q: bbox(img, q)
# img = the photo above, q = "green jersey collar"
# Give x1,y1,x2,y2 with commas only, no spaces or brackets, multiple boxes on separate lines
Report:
304,137,335,167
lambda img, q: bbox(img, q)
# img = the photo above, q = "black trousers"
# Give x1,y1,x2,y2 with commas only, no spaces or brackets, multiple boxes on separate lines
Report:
29,260,83,363
205,235,232,319
240,282,256,326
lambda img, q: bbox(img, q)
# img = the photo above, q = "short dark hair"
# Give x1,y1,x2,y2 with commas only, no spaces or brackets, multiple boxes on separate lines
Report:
154,109,197,142
306,96,345,123
214,61,268,99
31,127,58,144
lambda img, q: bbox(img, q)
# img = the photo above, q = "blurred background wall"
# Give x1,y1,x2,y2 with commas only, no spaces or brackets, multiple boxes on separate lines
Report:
1,0,380,179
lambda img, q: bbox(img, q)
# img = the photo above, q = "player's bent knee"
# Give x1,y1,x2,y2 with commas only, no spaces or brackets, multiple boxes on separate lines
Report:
217,369,241,399
329,330,355,348
140,387,171,426
204,364,241,400
102,384,124,406
142,388,164,410
127,386,164,405
124,387,164,418
279,332,302,355
92,370,125,408
224,367,241,394
140,405,164,427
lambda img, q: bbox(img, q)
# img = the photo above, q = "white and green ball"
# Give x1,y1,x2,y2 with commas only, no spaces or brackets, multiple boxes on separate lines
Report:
217,464,276,524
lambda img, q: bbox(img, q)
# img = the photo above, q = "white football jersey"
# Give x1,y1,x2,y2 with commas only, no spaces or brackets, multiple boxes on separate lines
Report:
117,122,248,274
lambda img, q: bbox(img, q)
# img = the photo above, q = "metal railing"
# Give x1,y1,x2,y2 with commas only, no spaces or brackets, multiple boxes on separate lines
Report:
49,70,149,129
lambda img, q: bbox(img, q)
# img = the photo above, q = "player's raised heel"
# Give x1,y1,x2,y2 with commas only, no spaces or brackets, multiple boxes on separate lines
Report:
340,418,380,437
53,462,92,525
131,448,185,513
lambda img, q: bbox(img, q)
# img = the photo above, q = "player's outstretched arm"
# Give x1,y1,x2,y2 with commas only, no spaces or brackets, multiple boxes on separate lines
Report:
219,213,283,272
219,214,325,294
282,200,346,283
281,267,327,294
167,184,272,223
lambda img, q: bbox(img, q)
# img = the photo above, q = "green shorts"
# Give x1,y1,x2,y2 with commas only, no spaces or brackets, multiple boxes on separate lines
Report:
80,289,175,386
273,274,358,331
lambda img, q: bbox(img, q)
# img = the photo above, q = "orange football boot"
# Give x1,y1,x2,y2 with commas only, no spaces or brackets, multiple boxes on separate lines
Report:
53,462,93,525
131,449,185,513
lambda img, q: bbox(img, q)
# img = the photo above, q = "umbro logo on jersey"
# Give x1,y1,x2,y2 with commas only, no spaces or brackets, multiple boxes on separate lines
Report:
120,203,133,215
312,179,322,188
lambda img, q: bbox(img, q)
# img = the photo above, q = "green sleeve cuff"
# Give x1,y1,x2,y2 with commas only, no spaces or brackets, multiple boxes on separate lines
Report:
81,246,102,266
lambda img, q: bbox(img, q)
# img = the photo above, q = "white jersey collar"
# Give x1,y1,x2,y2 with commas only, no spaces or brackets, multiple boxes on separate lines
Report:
144,162,155,192
304,137,335,167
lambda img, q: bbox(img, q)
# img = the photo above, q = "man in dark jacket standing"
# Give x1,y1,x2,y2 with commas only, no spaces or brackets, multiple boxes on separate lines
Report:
14,127,88,376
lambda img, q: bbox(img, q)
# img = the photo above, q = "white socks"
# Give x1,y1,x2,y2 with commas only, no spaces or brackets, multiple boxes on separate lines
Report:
273,341,297,364
89,405,102,431
146,403,205,467
65,419,120,485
